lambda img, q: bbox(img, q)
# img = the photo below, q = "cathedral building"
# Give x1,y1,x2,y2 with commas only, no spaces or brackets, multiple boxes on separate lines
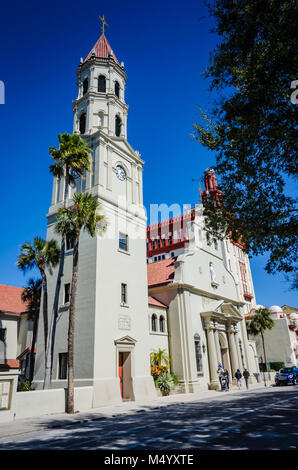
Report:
33,29,259,405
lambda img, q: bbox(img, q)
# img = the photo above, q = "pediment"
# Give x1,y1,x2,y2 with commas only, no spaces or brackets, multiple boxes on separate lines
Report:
114,335,137,346
201,301,242,322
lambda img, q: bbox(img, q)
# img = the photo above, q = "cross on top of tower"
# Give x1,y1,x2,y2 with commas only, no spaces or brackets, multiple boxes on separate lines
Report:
99,14,108,34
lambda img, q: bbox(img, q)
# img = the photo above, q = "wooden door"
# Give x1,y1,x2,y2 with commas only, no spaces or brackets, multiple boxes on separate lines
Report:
119,352,124,397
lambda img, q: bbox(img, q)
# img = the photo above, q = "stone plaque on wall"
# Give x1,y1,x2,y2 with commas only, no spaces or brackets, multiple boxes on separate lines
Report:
118,314,131,331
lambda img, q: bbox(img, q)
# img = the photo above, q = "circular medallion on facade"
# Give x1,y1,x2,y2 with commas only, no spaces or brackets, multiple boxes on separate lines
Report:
116,165,127,181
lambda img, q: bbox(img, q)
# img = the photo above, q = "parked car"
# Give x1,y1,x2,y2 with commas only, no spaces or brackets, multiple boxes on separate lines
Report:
275,366,298,386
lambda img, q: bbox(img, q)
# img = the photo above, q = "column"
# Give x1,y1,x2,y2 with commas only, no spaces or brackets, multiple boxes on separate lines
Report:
206,322,219,389
227,326,239,376
214,329,221,366
235,330,243,370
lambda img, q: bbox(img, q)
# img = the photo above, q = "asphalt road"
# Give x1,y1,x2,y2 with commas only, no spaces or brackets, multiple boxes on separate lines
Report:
0,386,297,450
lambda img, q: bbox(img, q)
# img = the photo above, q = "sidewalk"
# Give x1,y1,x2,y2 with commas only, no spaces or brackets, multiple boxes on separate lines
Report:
0,382,266,439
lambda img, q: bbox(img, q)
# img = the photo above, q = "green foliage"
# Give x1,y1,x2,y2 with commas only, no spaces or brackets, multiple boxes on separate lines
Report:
17,237,60,275
259,363,282,373
194,0,298,284
55,192,106,241
21,278,42,320
157,372,174,396
49,133,92,186
150,348,170,368
246,308,275,337
170,372,180,387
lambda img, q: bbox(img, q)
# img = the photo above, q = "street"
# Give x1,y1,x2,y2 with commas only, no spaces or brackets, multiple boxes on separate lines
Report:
0,386,297,450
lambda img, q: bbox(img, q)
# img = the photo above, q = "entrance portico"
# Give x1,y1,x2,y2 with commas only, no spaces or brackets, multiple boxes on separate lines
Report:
201,301,244,390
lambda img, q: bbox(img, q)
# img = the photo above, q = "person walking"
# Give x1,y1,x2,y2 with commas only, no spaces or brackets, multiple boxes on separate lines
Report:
243,368,250,389
224,369,230,390
235,369,242,389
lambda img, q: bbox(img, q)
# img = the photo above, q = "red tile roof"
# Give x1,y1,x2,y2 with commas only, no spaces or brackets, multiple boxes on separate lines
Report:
0,284,28,316
147,258,176,288
148,296,168,309
84,33,120,64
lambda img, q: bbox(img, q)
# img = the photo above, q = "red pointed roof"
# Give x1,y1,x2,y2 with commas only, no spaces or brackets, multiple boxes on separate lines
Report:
148,295,168,309
84,33,119,64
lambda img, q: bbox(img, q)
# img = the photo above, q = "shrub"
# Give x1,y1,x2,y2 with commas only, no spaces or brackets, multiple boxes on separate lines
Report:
157,372,174,396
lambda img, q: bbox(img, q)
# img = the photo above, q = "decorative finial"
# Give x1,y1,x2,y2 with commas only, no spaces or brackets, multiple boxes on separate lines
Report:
99,14,108,34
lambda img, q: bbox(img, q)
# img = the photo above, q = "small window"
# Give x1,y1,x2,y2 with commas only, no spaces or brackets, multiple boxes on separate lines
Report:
206,233,211,246
121,283,127,304
98,75,106,92
157,239,161,248
171,252,175,258
162,238,166,247
119,233,128,252
58,353,68,380
83,78,88,95
151,314,157,332
159,316,165,333
64,283,71,304
79,112,86,134
194,334,203,374
162,255,165,260
115,81,120,98
115,115,121,137
169,235,172,244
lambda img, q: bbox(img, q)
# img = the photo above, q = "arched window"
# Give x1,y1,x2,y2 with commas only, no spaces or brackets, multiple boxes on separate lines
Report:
194,334,203,374
151,314,157,332
83,78,88,95
79,113,86,134
115,115,121,136
115,81,120,98
98,75,106,92
159,316,165,333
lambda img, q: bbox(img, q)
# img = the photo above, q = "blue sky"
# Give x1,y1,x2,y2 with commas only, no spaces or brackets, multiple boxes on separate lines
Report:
0,0,296,308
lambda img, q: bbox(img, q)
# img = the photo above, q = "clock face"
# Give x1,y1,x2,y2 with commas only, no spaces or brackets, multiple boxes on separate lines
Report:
116,165,126,181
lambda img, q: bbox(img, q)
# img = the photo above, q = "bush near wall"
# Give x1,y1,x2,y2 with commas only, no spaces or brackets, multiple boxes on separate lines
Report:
259,362,285,372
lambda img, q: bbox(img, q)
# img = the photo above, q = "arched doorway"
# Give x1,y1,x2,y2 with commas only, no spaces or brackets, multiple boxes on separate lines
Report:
219,332,231,374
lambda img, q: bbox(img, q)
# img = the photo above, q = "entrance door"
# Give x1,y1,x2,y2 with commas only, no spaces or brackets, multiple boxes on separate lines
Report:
118,351,133,400
119,352,124,397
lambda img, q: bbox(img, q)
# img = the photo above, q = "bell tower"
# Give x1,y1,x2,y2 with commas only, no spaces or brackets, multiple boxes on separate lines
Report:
34,20,156,406
73,33,128,139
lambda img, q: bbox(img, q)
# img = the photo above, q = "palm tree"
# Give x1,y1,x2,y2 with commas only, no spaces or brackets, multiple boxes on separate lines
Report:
55,192,106,413
17,238,60,355
246,308,275,372
150,348,170,368
21,278,42,382
49,133,92,204
44,133,92,389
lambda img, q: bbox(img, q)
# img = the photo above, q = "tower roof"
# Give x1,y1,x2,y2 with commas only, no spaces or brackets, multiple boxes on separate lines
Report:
84,33,120,65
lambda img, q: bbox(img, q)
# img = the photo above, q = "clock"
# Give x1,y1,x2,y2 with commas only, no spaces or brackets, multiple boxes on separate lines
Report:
116,165,126,181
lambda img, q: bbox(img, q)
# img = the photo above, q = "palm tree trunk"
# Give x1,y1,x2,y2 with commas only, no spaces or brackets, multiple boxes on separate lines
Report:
66,236,79,414
261,330,268,372
43,239,65,389
29,312,39,383
44,170,69,389
40,270,48,357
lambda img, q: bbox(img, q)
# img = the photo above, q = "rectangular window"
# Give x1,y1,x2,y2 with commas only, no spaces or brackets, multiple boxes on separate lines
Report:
121,283,127,304
169,235,172,244
162,238,166,247
58,353,68,380
64,283,71,304
157,239,161,248
119,233,128,251
194,338,203,373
